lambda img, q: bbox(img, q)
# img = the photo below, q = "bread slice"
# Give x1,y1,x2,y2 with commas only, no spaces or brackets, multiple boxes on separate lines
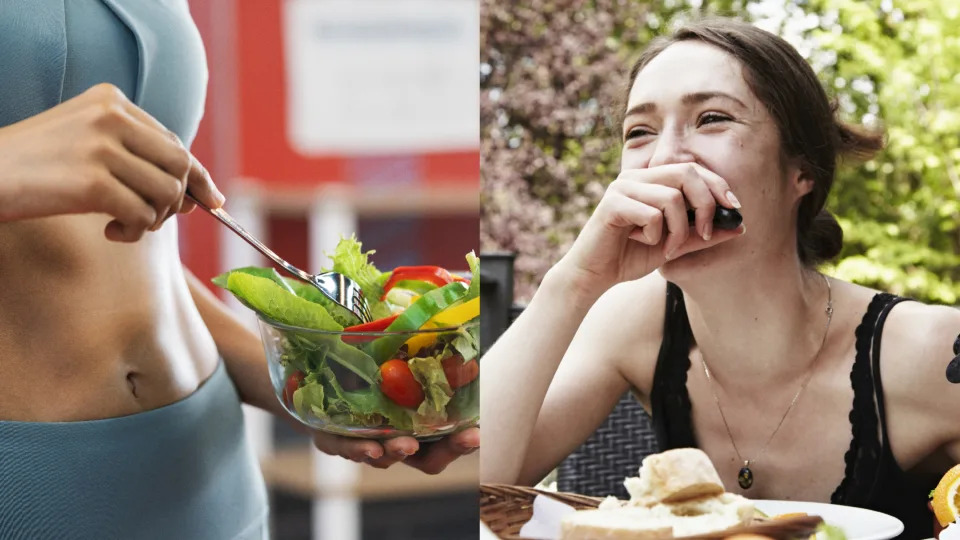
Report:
626,448,725,504
560,508,673,539
560,493,754,540
560,448,753,539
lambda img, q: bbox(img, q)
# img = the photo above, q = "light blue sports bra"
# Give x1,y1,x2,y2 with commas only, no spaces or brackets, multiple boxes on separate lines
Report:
0,0,208,146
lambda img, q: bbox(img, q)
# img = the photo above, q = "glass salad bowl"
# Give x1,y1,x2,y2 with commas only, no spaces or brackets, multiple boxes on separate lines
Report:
259,318,479,439
213,236,480,439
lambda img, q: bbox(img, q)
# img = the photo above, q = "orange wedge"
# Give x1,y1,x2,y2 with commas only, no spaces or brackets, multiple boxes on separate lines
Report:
932,464,960,527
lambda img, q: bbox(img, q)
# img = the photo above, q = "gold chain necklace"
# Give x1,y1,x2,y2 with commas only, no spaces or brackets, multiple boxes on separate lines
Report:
699,274,833,490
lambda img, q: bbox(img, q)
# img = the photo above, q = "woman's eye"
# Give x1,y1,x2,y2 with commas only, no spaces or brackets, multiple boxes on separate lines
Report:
698,113,730,126
625,127,653,140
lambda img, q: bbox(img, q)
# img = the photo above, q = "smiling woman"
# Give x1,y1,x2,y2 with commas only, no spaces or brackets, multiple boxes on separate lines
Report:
481,17,960,540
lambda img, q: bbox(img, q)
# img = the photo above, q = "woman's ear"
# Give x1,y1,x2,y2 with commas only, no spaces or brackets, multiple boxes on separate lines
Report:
796,175,815,198
788,159,815,200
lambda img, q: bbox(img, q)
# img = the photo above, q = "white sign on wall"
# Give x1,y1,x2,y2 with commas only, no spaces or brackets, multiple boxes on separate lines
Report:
283,0,480,155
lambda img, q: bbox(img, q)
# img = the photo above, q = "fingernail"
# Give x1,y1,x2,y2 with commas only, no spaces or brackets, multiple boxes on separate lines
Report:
455,442,479,452
399,449,415,457
739,224,747,234
215,191,226,207
365,450,381,460
665,248,676,260
725,191,741,209
703,222,712,242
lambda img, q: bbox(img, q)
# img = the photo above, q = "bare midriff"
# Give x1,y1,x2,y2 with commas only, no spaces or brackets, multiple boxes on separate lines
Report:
0,213,219,421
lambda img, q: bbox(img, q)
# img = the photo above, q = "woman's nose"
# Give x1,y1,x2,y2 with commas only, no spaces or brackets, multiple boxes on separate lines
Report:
647,129,695,168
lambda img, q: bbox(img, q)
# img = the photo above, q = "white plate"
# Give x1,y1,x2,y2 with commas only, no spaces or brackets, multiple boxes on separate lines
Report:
754,500,904,540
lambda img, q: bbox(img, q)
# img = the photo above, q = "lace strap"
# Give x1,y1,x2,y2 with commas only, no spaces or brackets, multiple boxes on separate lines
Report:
831,293,891,504
865,295,911,502
650,282,696,449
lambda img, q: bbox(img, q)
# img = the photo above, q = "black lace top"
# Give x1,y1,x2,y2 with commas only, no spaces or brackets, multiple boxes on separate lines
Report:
650,282,935,539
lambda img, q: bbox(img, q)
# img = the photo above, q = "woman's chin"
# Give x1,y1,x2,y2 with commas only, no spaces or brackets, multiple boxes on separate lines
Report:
657,243,736,284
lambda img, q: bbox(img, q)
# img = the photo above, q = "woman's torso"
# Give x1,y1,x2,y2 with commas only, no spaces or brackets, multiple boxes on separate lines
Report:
0,0,218,421
638,279,941,537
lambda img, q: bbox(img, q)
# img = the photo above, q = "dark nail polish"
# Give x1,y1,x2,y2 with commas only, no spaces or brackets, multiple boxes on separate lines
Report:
947,355,960,384
686,207,742,230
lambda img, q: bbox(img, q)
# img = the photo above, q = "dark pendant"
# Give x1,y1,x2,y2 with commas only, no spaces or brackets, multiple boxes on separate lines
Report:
947,354,960,384
738,466,754,489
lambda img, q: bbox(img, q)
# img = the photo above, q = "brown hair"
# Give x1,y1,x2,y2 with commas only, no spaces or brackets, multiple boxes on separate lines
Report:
624,18,883,266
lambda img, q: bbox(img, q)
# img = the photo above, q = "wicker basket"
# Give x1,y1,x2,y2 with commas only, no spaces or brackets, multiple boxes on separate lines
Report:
479,483,824,540
480,484,603,539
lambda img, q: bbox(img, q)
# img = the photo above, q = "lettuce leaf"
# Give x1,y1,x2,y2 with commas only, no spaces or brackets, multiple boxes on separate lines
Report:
293,378,328,421
293,365,417,430
369,388,415,432
408,356,454,416
297,332,380,385
816,523,848,540
221,272,343,331
465,251,480,300
282,277,361,327
447,378,479,421
213,266,296,294
450,324,479,361
326,236,393,320
280,333,325,374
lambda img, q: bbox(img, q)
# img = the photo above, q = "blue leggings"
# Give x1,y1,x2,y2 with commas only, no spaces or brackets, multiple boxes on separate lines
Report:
0,361,269,540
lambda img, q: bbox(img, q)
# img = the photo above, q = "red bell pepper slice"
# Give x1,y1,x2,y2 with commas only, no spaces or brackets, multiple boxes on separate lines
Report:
381,266,458,300
342,314,400,344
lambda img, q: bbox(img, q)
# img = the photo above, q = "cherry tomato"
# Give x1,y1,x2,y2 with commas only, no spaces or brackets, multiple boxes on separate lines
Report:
283,371,305,406
442,355,479,389
380,359,425,408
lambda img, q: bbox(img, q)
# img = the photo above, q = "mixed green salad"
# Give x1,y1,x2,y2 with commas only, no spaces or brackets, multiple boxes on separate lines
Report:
212,236,480,435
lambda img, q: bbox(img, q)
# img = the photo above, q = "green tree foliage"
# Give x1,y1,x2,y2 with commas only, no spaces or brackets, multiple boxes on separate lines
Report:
481,0,960,304
797,0,960,303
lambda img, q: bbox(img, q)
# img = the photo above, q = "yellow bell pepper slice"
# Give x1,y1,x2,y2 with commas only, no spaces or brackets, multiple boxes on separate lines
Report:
429,297,479,328
402,297,480,355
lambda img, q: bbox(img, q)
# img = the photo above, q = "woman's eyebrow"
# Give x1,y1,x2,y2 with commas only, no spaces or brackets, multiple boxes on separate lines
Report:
624,91,748,119
681,91,747,110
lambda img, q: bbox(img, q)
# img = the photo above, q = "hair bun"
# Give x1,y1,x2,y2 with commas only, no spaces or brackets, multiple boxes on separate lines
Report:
798,209,843,265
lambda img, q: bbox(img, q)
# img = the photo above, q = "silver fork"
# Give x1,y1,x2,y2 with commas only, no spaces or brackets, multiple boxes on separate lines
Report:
187,193,373,324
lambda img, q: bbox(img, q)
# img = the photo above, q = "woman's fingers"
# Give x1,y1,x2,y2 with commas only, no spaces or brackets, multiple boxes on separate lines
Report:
107,105,191,184
603,191,663,245
312,431,385,463
115,97,226,213
668,222,746,260
311,433,424,469
78,165,157,243
364,437,420,469
403,427,479,475
685,162,740,209
609,182,689,257
311,429,478,474
99,142,183,230
182,154,224,213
